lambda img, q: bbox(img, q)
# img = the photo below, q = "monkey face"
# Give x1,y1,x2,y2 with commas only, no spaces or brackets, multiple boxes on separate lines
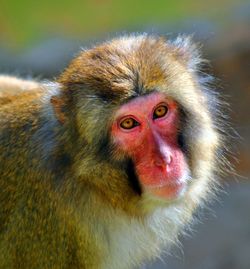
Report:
111,91,190,200
58,34,221,210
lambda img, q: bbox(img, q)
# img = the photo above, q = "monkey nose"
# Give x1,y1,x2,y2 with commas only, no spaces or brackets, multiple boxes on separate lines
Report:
154,155,172,168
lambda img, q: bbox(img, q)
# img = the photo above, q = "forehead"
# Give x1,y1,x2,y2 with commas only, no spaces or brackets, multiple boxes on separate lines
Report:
91,37,169,100
114,91,178,121
59,35,197,112
115,92,166,116
59,35,184,102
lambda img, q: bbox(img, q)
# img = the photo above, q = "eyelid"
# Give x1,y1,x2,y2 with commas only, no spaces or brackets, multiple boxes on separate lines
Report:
118,115,140,124
153,102,168,111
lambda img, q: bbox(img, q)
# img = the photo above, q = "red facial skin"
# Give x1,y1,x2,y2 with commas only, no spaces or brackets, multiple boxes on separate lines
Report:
111,92,188,200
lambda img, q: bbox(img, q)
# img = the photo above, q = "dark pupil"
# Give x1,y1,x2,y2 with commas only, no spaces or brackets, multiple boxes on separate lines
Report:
125,120,132,126
157,108,164,114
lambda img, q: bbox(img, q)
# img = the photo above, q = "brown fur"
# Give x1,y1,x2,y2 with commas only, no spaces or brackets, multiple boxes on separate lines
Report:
0,34,224,269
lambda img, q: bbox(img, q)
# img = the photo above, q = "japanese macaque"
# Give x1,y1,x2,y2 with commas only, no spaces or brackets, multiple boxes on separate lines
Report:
0,34,225,269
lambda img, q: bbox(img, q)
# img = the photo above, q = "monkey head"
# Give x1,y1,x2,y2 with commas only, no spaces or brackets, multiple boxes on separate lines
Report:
56,34,222,213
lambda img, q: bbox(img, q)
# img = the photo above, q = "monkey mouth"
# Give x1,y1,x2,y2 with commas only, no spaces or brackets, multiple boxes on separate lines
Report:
125,158,190,200
143,171,190,200
145,181,187,200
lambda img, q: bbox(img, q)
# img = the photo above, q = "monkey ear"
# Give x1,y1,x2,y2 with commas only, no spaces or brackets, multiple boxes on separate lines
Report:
50,95,66,124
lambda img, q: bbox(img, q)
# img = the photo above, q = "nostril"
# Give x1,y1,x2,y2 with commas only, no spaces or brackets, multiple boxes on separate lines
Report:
154,158,164,167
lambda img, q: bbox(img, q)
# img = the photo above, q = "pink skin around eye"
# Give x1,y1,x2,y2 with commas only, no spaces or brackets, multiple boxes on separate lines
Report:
111,92,188,200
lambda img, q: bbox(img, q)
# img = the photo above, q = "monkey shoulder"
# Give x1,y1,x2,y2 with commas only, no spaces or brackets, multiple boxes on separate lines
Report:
0,76,59,129
0,77,63,178
0,75,42,105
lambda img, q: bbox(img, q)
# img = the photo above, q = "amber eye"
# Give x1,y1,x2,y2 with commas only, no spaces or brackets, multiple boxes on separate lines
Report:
120,118,139,130
153,105,168,119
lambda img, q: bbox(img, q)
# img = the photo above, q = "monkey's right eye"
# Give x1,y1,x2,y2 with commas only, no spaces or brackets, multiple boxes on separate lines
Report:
120,118,139,130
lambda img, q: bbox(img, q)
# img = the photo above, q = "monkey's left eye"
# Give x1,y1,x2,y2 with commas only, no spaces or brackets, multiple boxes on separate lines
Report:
120,118,139,130
153,105,168,119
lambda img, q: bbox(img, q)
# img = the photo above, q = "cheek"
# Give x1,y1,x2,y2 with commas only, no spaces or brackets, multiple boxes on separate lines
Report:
155,112,180,139
111,125,143,153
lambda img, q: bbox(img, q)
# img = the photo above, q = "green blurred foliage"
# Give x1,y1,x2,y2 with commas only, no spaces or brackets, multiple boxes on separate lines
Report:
0,0,245,50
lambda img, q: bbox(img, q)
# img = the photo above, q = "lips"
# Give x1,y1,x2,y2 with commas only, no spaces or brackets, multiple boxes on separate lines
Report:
141,169,190,200
146,181,187,200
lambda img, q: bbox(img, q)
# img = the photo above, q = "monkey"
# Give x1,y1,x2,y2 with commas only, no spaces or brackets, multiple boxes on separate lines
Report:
0,34,226,269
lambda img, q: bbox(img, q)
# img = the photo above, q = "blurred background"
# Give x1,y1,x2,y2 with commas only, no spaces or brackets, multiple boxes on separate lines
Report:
0,0,249,268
